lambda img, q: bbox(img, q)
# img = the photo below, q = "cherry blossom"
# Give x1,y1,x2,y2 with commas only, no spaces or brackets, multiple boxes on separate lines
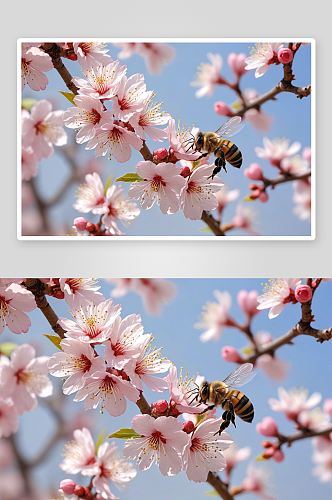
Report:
74,370,139,417
191,53,224,98
86,115,143,163
0,398,19,438
132,278,177,315
245,42,284,78
112,74,147,122
312,447,332,484
122,414,190,476
21,45,53,91
22,145,38,181
21,100,67,162
254,137,301,167
63,95,106,144
231,204,260,236
166,118,201,162
257,278,302,319
166,365,207,415
195,290,232,342
73,172,106,214
254,331,289,381
298,407,330,430
59,278,105,309
59,427,99,475
102,185,140,235
128,91,170,141
241,463,275,499
47,338,106,395
115,42,175,75
237,289,260,317
104,314,144,370
0,344,53,414
293,179,311,221
73,42,112,70
228,52,247,76
215,186,239,218
180,164,224,220
73,60,127,100
183,417,233,482
280,155,310,175
92,441,136,499
0,283,36,335
268,387,322,420
128,161,186,215
59,298,121,344
244,108,274,132
124,333,171,392
222,442,251,479
107,278,134,298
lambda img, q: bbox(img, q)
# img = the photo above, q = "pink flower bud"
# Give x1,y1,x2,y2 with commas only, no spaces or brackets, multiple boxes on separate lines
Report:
256,417,278,437
60,479,76,495
153,148,168,161
227,52,247,75
258,191,269,203
261,440,273,448
183,420,195,434
222,346,242,363
262,447,274,459
86,222,96,233
180,166,191,178
294,284,312,303
214,101,232,116
244,163,263,181
302,146,311,163
278,48,293,64
250,189,260,200
323,398,332,418
237,290,259,317
74,217,88,232
74,485,86,497
273,449,284,462
154,399,168,414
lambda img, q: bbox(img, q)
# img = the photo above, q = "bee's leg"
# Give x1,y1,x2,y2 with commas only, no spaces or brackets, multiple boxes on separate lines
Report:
214,412,233,435
214,148,227,172
199,404,215,414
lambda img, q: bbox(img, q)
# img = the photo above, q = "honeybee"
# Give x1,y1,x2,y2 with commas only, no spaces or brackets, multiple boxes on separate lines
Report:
192,116,244,179
197,363,256,435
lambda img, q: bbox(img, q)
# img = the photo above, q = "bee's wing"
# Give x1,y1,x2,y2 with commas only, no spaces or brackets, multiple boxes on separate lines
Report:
222,363,256,389
215,116,245,138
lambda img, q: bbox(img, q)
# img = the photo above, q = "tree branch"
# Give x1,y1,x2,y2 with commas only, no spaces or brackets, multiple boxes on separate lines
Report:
201,211,225,236
261,170,311,190
42,43,78,95
207,472,235,500
277,424,332,448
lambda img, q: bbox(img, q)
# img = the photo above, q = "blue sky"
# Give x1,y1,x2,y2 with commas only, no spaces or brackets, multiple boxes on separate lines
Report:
1,278,331,500
21,41,312,237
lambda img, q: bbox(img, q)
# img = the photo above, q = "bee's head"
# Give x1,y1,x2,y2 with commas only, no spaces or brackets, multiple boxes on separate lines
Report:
199,381,209,403
194,132,204,151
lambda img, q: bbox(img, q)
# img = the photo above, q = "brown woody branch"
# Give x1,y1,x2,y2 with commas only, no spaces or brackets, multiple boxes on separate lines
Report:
277,424,332,448
207,472,235,500
261,170,311,190
42,43,78,95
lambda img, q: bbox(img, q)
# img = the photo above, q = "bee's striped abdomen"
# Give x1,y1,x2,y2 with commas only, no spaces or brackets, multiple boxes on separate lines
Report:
229,390,254,423
221,140,242,168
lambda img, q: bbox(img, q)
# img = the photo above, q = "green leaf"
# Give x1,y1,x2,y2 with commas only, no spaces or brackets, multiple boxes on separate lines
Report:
242,345,254,355
42,334,63,351
58,91,76,106
104,174,113,196
95,428,106,454
115,173,144,183
108,428,141,440
243,195,254,202
22,98,36,112
0,342,17,357
255,454,267,461
200,226,212,232
205,491,219,496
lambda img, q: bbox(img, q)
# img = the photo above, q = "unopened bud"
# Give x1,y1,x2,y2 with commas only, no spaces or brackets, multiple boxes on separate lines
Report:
180,166,191,178
74,217,88,231
294,284,312,303
222,346,242,363
60,479,76,495
154,399,169,414
86,222,96,233
273,449,284,462
261,440,273,448
256,417,278,437
74,485,86,497
258,191,269,203
214,101,232,116
262,447,274,459
278,48,293,64
153,148,168,161
244,163,263,181
183,420,195,434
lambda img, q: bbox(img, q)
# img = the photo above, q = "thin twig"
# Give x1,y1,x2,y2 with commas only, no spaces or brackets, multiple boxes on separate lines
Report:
207,472,235,500
277,424,332,447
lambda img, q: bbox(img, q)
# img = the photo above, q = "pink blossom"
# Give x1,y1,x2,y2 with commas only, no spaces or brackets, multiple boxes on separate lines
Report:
123,414,190,476
86,115,143,163
73,172,106,214
302,146,311,163
268,387,322,421
22,146,38,181
102,185,140,235
214,101,233,116
128,161,186,215
215,186,239,216
60,479,77,495
281,155,309,175
115,42,175,75
277,48,293,64
244,163,263,181
92,441,136,499
245,42,284,78
183,417,233,482
165,118,201,162
124,333,171,392
74,370,139,417
195,290,232,342
59,278,105,309
48,338,106,395
294,284,312,303
180,164,224,220
0,344,52,414
255,137,301,167
0,283,36,335
312,446,332,484
298,407,330,430
107,278,134,298
60,427,99,475
227,52,247,76
112,73,147,121
73,61,127,100
132,278,177,315
128,91,170,142
293,179,311,221
244,108,274,132
259,191,269,203
257,278,301,319
222,346,243,363
73,42,112,70
191,53,224,98
21,100,67,162
323,398,332,418
222,443,251,477
237,289,260,317
166,365,207,414
59,298,121,344
63,95,106,144
256,354,289,381
256,417,278,437
21,46,53,91
74,217,88,231
231,204,261,236
242,463,275,499
104,314,144,369
0,398,19,437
